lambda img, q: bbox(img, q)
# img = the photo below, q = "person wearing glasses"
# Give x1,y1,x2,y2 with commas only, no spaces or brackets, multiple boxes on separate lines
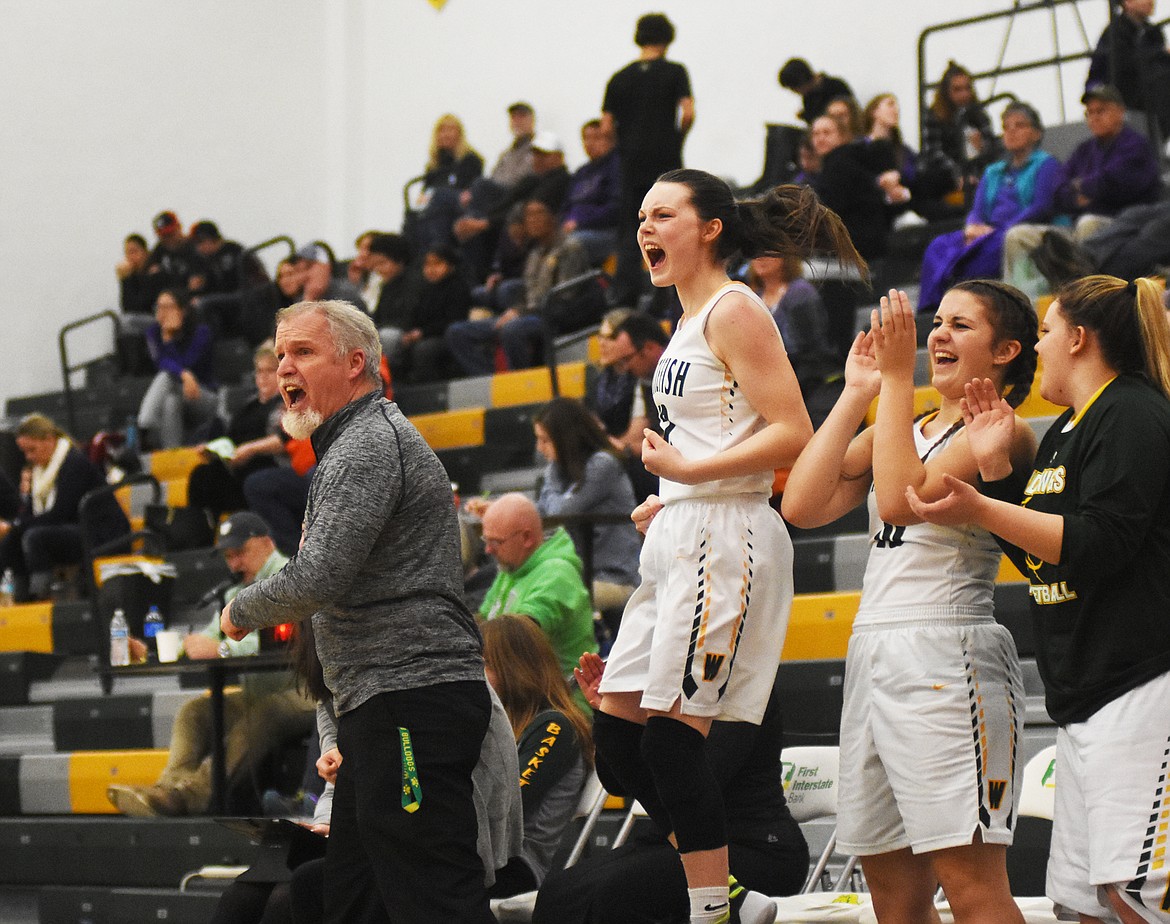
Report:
476,493,597,712
605,311,671,502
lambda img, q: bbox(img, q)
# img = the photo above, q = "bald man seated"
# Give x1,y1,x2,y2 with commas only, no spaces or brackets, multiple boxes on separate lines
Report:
477,494,597,697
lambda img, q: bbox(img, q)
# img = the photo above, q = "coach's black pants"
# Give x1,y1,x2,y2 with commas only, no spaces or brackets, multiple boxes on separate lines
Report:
326,680,494,924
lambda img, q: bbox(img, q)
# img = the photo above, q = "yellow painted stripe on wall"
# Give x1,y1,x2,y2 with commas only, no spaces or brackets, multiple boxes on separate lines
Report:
0,602,53,653
411,407,485,449
69,749,169,813
781,591,861,661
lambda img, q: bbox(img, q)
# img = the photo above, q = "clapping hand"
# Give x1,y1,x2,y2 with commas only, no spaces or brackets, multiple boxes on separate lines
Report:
962,377,1015,482
871,289,918,382
573,652,606,710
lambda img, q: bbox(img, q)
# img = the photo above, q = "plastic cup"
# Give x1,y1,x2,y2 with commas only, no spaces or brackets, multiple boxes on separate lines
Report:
156,629,183,663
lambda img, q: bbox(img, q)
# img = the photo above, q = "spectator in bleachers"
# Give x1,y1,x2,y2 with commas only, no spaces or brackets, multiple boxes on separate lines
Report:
446,199,591,376
533,397,640,615
0,414,129,601
777,57,854,124
919,102,1063,311
362,232,418,375
585,307,637,444
861,92,957,224
116,232,157,322
190,221,269,340
404,114,485,252
0,468,17,522
533,657,809,924
563,119,622,266
293,244,366,310
398,244,471,382
137,288,219,448
825,94,864,141
189,220,259,296
1086,0,1170,136
186,341,284,523
861,94,916,206
423,113,485,194
233,256,303,348
344,229,376,293
810,114,892,260
749,255,843,428
1002,85,1162,293
607,310,670,503
454,129,570,283
107,512,315,817
241,443,314,558
146,210,201,294
489,101,538,190
602,12,694,309
477,493,598,697
790,131,821,186
470,202,532,315
919,62,999,206
480,613,592,897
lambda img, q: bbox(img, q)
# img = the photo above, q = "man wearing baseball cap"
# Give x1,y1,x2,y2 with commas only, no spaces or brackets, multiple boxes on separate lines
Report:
1002,84,1162,293
146,209,202,293
106,511,314,816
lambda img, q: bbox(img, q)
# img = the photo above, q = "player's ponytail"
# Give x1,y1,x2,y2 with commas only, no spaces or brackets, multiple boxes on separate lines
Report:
656,169,867,279
1058,275,1170,399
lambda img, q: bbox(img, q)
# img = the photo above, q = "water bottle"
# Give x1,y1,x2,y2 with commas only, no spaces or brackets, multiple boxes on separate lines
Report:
124,416,139,455
109,608,130,667
0,569,15,607
143,606,165,660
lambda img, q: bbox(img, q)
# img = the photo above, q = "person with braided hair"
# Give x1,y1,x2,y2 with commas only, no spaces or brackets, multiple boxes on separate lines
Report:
592,169,863,924
784,280,1039,924
908,276,1170,924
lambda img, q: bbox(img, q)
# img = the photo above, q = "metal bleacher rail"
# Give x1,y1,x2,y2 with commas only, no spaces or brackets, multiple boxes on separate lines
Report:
918,0,1170,159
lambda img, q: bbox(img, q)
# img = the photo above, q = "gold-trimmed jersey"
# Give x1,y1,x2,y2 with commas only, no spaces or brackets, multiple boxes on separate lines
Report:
653,282,776,504
856,422,1001,628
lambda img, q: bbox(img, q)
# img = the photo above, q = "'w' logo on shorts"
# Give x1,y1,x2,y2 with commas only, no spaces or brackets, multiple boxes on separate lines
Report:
987,779,1008,810
702,653,726,682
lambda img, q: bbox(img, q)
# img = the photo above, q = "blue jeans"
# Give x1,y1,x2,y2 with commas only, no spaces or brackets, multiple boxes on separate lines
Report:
445,314,547,376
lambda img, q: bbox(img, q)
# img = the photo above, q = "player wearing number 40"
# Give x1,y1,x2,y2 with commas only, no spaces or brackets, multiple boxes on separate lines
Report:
784,281,1040,924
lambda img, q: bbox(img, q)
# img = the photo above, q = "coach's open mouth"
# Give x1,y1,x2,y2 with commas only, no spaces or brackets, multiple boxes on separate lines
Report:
283,384,306,408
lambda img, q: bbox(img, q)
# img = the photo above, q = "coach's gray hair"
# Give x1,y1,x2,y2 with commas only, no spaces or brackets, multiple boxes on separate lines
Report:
276,300,382,385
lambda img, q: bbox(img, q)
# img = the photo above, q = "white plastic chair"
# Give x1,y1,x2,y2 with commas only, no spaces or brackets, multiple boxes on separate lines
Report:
780,745,858,894
1018,744,1056,821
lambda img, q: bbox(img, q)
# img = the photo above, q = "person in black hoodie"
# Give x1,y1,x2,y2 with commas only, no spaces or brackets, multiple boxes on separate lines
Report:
810,115,891,261
403,245,472,383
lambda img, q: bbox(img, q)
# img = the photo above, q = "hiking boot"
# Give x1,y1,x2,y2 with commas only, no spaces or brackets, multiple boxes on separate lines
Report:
107,783,188,817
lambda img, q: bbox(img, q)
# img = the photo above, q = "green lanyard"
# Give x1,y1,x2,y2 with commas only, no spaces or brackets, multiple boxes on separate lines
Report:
399,727,422,813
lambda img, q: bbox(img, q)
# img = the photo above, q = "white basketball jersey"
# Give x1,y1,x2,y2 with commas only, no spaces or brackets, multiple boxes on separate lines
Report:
856,419,1001,627
653,282,777,503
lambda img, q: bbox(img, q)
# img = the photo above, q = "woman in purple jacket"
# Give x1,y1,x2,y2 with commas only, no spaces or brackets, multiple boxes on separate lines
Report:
137,288,218,448
919,102,1064,310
